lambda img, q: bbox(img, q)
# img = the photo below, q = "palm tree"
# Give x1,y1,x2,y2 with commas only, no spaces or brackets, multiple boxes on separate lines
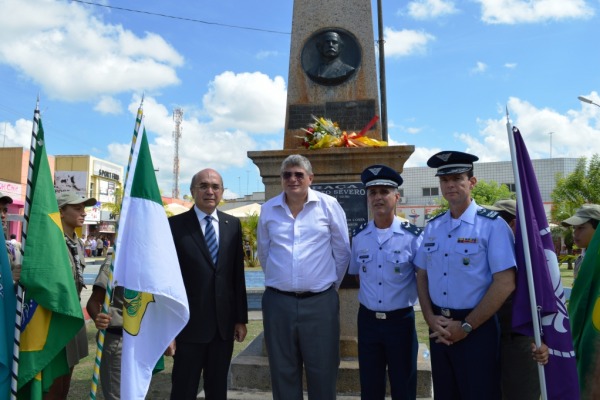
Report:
241,213,260,268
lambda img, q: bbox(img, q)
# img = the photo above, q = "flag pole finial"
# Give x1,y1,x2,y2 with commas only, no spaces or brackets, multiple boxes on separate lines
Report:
140,93,145,109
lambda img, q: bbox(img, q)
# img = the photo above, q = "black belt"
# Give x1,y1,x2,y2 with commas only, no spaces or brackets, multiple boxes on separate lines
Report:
360,304,413,320
106,327,123,336
267,285,333,299
432,304,473,320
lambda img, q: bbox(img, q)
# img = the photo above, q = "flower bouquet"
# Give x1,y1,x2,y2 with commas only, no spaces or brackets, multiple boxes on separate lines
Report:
297,115,387,149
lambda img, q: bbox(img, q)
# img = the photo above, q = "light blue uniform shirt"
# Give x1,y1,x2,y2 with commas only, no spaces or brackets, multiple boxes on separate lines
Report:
349,216,423,312
414,200,516,309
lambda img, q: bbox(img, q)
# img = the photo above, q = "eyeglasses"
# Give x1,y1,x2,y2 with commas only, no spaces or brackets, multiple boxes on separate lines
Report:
282,171,306,181
193,184,222,192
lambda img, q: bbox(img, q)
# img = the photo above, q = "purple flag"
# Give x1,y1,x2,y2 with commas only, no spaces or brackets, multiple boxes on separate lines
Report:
511,126,580,399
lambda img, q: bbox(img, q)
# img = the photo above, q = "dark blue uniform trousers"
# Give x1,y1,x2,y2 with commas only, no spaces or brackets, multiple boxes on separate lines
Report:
357,305,418,400
430,312,501,400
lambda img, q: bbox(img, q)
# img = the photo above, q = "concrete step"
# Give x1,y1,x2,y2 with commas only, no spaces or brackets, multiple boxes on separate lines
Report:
229,332,433,398
198,389,433,399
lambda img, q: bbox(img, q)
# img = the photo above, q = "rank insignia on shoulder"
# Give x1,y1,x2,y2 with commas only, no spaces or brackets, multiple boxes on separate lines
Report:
427,211,446,222
401,221,423,236
477,208,500,219
352,222,369,237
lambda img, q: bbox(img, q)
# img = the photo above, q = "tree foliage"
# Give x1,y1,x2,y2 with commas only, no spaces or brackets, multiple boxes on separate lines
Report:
550,155,600,224
429,180,515,217
550,155,600,268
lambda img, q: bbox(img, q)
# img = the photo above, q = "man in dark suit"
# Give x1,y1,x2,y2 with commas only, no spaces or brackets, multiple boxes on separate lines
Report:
169,168,248,400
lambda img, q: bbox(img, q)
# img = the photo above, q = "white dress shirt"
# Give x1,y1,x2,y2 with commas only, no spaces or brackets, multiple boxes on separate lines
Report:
193,206,220,242
257,188,351,292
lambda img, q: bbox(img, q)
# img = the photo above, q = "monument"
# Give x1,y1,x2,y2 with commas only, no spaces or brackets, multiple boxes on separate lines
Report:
228,0,432,397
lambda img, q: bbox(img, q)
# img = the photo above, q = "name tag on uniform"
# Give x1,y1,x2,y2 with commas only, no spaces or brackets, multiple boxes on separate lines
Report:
457,238,477,244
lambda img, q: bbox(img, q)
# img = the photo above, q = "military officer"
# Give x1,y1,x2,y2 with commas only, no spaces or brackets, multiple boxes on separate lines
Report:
414,151,516,400
349,165,423,400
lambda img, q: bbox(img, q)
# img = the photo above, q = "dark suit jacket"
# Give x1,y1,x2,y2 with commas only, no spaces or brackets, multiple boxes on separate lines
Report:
169,208,248,343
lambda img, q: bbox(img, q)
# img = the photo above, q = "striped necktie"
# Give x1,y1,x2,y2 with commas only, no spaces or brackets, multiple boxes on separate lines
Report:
204,215,219,265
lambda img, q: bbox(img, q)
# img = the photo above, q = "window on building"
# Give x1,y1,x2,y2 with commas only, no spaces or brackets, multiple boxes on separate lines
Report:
503,183,516,192
422,187,439,197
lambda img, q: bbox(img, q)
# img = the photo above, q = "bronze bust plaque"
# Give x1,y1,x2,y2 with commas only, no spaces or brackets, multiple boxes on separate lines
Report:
302,29,361,86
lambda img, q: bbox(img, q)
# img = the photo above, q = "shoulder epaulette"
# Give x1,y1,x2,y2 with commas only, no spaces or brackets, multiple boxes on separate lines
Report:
427,210,447,223
351,221,369,238
477,207,500,219
401,221,422,236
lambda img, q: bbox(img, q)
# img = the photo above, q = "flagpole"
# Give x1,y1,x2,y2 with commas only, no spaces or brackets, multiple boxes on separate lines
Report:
89,96,144,399
10,98,41,399
505,107,548,400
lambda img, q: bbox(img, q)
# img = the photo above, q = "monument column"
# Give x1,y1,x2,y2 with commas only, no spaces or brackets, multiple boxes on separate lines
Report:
235,0,431,397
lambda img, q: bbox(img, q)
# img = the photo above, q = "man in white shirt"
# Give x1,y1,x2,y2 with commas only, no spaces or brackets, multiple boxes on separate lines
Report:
257,154,351,400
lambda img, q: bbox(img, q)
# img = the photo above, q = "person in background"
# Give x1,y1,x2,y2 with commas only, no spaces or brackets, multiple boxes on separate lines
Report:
257,154,351,400
49,191,96,399
485,199,549,400
561,204,600,280
96,236,104,257
1,191,21,282
349,165,422,400
90,235,97,257
86,257,123,400
83,236,92,257
414,151,516,400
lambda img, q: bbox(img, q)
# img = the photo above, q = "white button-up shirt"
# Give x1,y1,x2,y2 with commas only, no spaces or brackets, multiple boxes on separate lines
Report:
257,188,351,292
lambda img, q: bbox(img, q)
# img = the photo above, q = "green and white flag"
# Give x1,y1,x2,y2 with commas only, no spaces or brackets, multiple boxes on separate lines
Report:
113,118,189,399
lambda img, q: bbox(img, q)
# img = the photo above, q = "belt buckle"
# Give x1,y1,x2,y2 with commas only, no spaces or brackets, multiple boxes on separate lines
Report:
441,308,451,317
375,312,387,320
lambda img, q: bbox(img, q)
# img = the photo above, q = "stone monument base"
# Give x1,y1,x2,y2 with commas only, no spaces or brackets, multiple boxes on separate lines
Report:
228,331,432,397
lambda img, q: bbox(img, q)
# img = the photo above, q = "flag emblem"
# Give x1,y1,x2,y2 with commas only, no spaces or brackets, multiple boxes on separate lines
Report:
123,289,155,336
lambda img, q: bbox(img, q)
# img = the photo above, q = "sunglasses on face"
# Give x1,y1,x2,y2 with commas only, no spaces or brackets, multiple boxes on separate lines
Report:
281,171,306,180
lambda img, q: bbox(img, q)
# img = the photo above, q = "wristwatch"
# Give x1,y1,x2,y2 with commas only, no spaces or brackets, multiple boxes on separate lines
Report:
461,321,473,334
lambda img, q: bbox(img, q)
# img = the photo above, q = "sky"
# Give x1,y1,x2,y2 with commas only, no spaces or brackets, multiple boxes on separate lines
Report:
0,0,599,200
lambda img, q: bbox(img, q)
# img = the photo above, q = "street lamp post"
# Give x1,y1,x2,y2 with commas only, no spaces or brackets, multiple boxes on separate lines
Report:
578,96,600,108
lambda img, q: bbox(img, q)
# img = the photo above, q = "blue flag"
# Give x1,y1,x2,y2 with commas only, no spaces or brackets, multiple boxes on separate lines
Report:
1,241,17,399
511,126,580,399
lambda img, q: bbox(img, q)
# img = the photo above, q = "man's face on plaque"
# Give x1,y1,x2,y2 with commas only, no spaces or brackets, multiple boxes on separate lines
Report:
320,32,341,59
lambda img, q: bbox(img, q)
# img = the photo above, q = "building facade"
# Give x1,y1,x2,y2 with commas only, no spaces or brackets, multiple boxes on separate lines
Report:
396,157,578,226
0,148,124,242
54,155,124,241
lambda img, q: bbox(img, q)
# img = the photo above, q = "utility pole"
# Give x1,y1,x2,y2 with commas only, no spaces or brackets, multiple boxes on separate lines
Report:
377,0,388,142
172,108,183,199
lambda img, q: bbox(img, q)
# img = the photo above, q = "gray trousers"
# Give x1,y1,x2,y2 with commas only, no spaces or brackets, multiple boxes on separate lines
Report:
100,331,123,400
262,286,340,400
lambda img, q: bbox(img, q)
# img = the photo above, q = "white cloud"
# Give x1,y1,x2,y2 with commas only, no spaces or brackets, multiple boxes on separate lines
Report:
471,61,488,74
107,71,287,194
476,0,594,24
94,96,122,115
255,50,279,60
504,63,517,69
384,28,436,58
0,118,34,148
202,71,287,133
407,0,459,20
0,0,183,102
454,94,600,162
403,146,444,167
